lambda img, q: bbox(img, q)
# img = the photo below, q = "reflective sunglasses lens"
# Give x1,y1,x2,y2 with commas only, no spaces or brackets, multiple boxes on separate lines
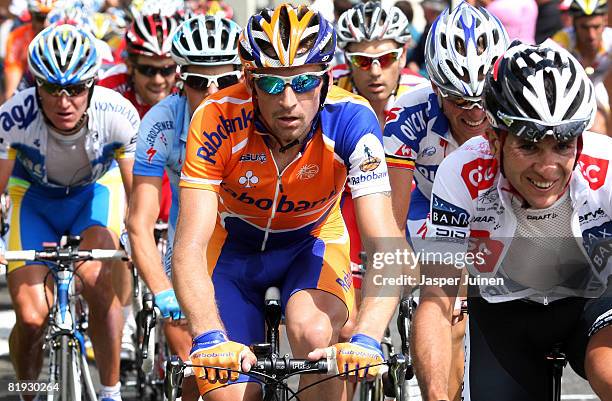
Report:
255,76,285,95
350,55,373,70
40,81,88,97
65,83,89,96
291,74,322,93
184,76,210,90
377,52,400,68
217,74,240,89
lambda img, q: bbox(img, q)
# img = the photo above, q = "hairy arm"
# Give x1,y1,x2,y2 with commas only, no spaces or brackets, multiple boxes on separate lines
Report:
389,167,414,235
117,157,134,202
172,187,222,337
352,191,417,340
413,263,461,401
127,175,171,293
0,159,15,194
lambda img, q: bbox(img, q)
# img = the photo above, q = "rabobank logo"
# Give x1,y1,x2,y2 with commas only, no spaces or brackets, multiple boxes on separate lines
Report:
221,183,337,213
350,170,388,185
197,108,253,164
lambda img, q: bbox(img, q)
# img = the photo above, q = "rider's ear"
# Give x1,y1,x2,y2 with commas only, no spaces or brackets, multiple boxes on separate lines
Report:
485,127,501,156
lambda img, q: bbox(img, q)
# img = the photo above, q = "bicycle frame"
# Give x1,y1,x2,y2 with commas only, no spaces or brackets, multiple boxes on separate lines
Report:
45,248,97,401
6,238,127,401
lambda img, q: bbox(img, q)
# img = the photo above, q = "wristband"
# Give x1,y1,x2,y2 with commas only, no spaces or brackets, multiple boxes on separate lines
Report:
192,329,228,348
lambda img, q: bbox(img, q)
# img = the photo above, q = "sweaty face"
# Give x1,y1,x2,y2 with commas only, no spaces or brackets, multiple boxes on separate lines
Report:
251,64,325,146
438,94,488,145
574,15,606,57
128,55,177,106
38,87,89,132
497,133,577,209
345,40,405,106
182,64,240,115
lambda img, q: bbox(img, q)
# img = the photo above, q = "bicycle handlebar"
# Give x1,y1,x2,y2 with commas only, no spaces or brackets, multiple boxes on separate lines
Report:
5,249,128,262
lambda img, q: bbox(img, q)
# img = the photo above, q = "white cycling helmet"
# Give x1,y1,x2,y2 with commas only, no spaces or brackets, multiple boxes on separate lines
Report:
337,1,411,49
28,24,101,85
171,15,240,66
484,42,595,142
425,2,509,98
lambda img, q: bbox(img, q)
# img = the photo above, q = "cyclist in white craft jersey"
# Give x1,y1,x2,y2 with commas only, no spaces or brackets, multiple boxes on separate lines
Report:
126,14,243,401
0,25,138,401
314,40,612,401
412,41,612,401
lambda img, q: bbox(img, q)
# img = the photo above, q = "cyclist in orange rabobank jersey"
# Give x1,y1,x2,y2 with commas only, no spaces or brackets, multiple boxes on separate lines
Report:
173,4,409,401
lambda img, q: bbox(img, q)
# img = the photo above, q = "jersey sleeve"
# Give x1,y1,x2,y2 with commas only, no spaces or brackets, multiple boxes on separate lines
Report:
338,104,391,198
110,96,140,160
133,103,172,178
0,91,36,160
383,89,429,171
424,151,475,261
179,100,231,192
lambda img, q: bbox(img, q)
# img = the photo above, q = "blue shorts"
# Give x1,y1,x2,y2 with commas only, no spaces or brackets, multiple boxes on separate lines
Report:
196,220,354,394
7,168,125,272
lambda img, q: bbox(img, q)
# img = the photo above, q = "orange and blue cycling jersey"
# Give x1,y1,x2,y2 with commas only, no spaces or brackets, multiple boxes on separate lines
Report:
181,82,390,393
181,83,390,251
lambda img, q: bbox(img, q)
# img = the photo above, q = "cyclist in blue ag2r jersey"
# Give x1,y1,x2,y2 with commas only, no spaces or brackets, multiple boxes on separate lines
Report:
0,25,139,401
126,14,243,401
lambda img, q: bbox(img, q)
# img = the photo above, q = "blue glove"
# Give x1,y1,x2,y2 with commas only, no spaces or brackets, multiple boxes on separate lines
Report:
335,333,384,380
154,289,185,320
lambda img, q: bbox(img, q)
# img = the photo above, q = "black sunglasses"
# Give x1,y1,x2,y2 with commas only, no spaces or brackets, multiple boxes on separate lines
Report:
135,64,177,77
36,79,94,97
496,111,589,142
180,71,241,91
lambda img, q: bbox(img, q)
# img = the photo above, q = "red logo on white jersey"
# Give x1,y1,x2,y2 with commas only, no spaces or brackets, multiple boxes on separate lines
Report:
394,144,415,159
385,107,403,124
461,158,498,199
468,230,503,273
577,154,609,190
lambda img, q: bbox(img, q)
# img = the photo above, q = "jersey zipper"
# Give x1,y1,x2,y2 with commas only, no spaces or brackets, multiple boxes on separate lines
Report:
260,152,302,251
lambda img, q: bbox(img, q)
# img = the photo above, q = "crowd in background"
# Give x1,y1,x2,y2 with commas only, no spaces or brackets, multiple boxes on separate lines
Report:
0,0,609,133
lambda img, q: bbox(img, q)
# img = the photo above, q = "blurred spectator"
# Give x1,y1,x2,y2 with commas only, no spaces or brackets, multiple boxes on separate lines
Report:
477,0,538,44
559,0,573,27
4,0,58,99
407,0,447,77
395,1,422,60
535,0,563,43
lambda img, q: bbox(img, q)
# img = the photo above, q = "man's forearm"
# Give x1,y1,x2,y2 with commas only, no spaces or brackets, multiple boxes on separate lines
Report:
413,300,453,401
129,226,171,294
172,241,222,337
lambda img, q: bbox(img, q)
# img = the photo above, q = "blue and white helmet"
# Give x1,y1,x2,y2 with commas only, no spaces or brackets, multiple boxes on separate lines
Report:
171,15,241,66
425,1,509,98
28,24,101,85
